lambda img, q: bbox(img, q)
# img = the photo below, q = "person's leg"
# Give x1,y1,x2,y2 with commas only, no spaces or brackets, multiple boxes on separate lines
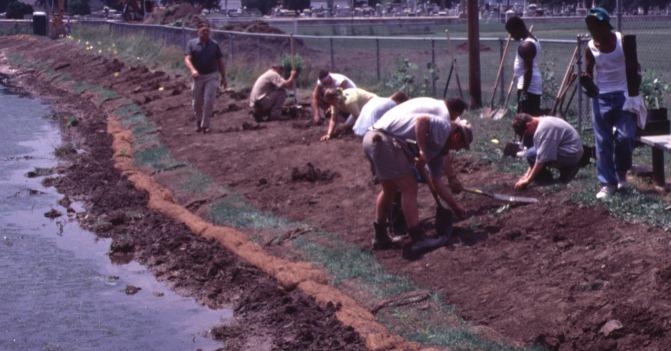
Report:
375,181,397,224
525,146,553,183
393,175,419,229
525,146,538,166
200,74,220,130
527,92,542,116
556,149,584,183
192,77,205,129
269,89,287,120
592,94,618,186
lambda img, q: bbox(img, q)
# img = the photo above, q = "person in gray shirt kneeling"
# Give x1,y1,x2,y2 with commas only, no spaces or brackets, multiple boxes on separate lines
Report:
512,113,584,190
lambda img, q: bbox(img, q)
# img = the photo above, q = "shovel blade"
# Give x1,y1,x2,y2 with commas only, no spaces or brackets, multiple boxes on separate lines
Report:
492,193,539,204
402,234,451,260
492,108,509,120
434,206,453,237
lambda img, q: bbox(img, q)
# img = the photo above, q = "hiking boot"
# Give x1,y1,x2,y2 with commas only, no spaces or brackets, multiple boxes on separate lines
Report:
372,222,396,250
558,165,580,184
596,185,616,200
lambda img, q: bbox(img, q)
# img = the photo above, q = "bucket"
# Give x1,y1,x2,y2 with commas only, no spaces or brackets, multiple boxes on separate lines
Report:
32,11,47,36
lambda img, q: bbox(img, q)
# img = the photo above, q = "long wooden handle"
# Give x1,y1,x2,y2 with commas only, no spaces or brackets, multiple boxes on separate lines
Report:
416,165,445,209
490,35,513,107
290,33,296,70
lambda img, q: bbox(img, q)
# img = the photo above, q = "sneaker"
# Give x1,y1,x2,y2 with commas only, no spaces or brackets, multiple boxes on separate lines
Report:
596,185,616,200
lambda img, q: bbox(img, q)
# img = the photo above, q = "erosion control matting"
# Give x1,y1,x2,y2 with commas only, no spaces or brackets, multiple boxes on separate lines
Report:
6,33,671,351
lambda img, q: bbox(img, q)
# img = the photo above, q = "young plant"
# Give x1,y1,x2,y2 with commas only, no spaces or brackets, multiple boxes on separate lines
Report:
640,70,670,109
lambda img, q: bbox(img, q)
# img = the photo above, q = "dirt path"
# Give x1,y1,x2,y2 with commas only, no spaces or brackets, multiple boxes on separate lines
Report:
0,40,364,351
5,34,671,350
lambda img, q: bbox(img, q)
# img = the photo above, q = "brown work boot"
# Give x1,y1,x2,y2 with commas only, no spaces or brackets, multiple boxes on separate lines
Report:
372,222,399,250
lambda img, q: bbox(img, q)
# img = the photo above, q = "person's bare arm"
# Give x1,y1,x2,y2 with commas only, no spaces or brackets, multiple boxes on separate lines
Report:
431,174,465,218
321,105,338,141
218,58,227,88
442,153,463,194
584,48,595,78
311,84,322,122
185,55,198,78
279,70,298,89
515,161,546,190
519,41,537,93
414,116,431,167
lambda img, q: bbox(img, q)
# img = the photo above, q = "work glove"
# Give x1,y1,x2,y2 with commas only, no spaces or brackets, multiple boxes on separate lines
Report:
579,74,599,98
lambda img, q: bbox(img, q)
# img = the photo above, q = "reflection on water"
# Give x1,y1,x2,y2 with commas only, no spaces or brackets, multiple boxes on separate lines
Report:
0,85,230,351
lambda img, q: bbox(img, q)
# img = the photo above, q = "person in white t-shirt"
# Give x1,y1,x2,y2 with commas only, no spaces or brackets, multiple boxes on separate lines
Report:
582,7,637,200
506,16,542,118
362,97,472,250
310,70,356,125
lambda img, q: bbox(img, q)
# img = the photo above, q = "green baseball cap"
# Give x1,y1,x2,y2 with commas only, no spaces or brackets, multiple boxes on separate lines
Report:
586,7,613,29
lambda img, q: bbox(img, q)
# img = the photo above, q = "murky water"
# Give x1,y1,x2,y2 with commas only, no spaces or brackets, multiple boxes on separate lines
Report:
0,84,231,351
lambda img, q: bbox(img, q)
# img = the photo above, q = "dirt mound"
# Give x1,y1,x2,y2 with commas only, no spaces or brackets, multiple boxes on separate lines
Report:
145,3,203,26
291,162,339,183
222,21,285,34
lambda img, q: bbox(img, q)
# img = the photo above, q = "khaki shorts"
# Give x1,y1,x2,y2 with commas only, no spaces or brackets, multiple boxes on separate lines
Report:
362,130,413,181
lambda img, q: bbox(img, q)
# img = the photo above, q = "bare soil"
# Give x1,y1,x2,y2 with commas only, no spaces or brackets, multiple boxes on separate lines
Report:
0,37,364,351
5,35,671,350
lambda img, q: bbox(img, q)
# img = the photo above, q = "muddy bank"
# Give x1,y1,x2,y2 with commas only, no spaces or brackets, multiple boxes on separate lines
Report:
0,42,365,350
5,33,671,351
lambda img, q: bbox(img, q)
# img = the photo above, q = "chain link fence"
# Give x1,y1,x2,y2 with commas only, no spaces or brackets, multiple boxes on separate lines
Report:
5,16,669,129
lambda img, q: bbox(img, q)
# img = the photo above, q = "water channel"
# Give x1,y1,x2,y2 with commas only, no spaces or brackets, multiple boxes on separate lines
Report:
0,83,231,351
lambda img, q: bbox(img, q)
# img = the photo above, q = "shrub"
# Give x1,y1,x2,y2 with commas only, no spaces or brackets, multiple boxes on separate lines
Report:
68,0,91,15
5,1,33,19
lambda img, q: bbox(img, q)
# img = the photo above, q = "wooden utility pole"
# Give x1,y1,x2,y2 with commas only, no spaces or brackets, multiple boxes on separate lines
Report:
467,0,482,108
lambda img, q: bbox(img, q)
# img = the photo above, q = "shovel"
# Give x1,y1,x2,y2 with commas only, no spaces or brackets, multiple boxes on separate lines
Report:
491,78,515,120
464,187,538,204
442,30,464,100
402,165,454,260
482,34,513,119
289,33,298,105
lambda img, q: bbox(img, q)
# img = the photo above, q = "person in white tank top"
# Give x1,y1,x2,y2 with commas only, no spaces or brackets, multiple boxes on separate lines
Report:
583,7,637,200
505,16,543,118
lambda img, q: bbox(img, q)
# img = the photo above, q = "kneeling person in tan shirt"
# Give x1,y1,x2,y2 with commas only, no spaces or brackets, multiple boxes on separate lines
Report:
249,63,298,121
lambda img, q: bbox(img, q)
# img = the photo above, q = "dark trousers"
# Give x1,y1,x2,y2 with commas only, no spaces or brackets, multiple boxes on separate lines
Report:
517,90,541,116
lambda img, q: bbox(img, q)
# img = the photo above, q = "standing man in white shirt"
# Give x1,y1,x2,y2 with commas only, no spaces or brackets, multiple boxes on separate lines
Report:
582,7,636,199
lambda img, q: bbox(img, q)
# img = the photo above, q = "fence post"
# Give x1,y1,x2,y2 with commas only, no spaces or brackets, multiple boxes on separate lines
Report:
376,38,380,82
499,38,505,104
256,36,261,67
228,33,234,64
576,35,584,132
431,39,436,96
329,37,335,71
181,22,186,49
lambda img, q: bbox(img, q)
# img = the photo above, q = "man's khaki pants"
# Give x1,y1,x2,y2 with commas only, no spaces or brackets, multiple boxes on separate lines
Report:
253,89,287,120
192,72,220,129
